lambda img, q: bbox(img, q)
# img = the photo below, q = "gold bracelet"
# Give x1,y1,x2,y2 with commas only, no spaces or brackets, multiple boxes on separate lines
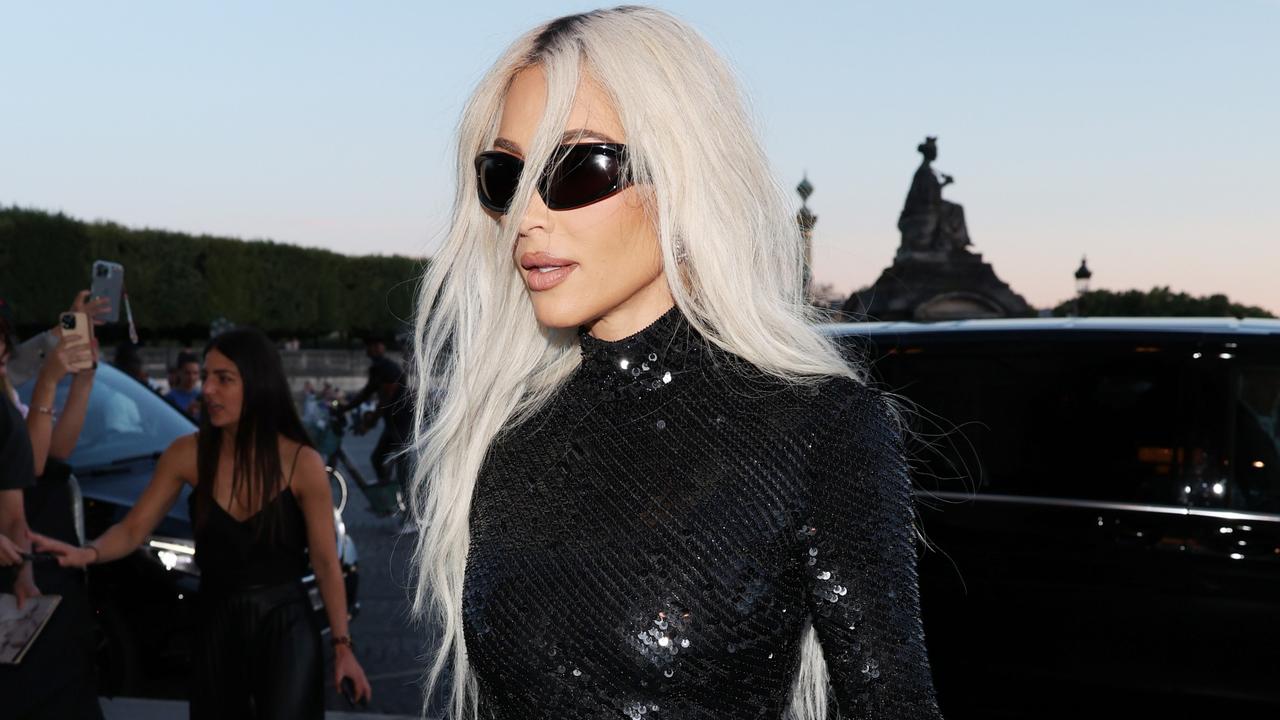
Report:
86,544,99,565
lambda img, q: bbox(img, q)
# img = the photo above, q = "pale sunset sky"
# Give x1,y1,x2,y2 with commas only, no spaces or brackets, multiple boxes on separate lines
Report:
2,1,1277,312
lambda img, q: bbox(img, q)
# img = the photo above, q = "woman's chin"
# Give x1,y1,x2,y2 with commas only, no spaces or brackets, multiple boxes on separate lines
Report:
530,296,598,330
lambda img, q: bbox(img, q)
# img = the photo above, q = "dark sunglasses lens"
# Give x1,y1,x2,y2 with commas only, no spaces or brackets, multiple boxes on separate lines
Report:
476,153,521,212
542,146,626,210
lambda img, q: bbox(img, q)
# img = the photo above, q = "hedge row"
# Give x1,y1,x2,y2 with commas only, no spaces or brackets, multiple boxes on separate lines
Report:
0,207,426,343
1051,286,1275,319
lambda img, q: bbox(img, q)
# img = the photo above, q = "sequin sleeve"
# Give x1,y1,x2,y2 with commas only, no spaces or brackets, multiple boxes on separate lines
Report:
800,384,945,719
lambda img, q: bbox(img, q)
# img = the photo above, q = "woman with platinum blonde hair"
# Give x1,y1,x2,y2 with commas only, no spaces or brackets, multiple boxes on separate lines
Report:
408,6,945,719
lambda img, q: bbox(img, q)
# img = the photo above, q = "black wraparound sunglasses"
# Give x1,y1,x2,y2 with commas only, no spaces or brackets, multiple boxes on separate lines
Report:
474,143,632,214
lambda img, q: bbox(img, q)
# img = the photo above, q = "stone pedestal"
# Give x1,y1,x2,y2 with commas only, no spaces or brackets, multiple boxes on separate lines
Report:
842,250,1033,321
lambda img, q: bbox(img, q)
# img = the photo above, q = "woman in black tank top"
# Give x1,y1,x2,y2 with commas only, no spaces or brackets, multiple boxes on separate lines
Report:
34,328,373,717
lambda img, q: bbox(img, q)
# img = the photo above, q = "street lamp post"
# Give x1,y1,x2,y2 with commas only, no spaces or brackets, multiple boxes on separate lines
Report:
1073,256,1092,316
796,174,817,298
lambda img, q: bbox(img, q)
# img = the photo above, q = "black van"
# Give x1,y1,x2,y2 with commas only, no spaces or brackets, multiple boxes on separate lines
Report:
827,317,1280,719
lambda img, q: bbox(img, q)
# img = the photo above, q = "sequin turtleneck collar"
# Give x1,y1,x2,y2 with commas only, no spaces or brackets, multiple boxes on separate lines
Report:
576,304,711,399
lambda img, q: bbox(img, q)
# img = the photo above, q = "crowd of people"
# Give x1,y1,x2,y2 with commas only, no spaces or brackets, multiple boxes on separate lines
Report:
0,289,385,718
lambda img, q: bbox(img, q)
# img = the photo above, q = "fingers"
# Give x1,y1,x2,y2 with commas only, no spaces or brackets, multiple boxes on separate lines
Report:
67,344,93,361
15,582,40,610
350,665,372,702
88,296,112,325
29,532,64,554
49,546,86,568
55,337,93,372
335,667,373,704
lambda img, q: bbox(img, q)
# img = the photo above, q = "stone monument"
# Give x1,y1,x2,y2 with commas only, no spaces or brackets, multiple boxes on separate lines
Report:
843,137,1032,321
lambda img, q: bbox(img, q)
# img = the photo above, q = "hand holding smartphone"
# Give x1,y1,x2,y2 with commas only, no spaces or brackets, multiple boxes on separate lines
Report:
340,677,368,709
58,312,95,372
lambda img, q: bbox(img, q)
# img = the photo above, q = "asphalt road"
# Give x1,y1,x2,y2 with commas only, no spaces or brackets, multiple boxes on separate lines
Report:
327,429,442,717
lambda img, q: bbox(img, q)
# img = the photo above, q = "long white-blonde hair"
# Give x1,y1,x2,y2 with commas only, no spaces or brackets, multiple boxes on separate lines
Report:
407,6,871,719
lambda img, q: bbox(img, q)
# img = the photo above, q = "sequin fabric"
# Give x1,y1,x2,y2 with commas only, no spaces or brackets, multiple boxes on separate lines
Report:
462,305,944,719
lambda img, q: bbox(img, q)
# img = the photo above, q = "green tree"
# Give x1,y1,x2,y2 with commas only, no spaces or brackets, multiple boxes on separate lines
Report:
0,206,426,343
1052,286,1275,318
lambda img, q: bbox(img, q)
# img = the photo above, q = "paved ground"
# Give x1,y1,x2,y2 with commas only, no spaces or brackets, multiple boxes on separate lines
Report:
100,696,421,720
319,429,442,717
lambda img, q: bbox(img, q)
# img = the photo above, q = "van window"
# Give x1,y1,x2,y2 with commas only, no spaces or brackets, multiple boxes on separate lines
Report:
871,340,1187,506
1232,366,1280,513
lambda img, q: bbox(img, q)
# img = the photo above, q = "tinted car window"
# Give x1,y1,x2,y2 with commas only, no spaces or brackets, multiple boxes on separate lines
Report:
867,339,1187,505
18,364,195,468
1232,365,1280,513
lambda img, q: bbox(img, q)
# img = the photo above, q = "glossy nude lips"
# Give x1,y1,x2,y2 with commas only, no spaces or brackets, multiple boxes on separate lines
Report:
520,252,578,291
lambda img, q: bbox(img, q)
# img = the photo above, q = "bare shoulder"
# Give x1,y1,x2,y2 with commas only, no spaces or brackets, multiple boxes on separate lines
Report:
160,432,200,486
168,432,199,454
284,441,328,497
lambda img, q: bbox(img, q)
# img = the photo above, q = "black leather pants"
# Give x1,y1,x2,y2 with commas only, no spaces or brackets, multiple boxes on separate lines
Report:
190,580,323,720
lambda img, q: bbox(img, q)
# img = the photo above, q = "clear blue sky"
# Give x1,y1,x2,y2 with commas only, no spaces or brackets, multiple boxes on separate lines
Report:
3,1,1277,311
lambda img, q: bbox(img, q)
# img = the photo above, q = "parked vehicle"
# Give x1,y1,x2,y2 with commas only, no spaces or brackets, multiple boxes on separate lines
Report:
826,317,1280,719
17,363,360,697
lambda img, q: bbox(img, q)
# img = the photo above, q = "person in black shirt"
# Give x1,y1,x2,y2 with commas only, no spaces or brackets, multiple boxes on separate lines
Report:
35,328,372,717
338,335,412,493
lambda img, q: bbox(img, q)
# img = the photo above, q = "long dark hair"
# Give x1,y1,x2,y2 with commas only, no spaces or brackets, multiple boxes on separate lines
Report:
194,328,311,541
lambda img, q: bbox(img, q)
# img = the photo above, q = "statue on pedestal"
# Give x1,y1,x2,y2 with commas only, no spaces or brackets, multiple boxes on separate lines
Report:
841,136,1033,321
897,136,972,259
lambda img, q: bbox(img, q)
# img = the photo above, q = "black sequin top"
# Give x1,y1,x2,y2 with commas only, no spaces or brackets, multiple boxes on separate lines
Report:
462,305,944,719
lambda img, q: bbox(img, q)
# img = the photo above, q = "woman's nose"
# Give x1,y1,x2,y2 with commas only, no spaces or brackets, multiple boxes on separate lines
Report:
517,187,554,238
